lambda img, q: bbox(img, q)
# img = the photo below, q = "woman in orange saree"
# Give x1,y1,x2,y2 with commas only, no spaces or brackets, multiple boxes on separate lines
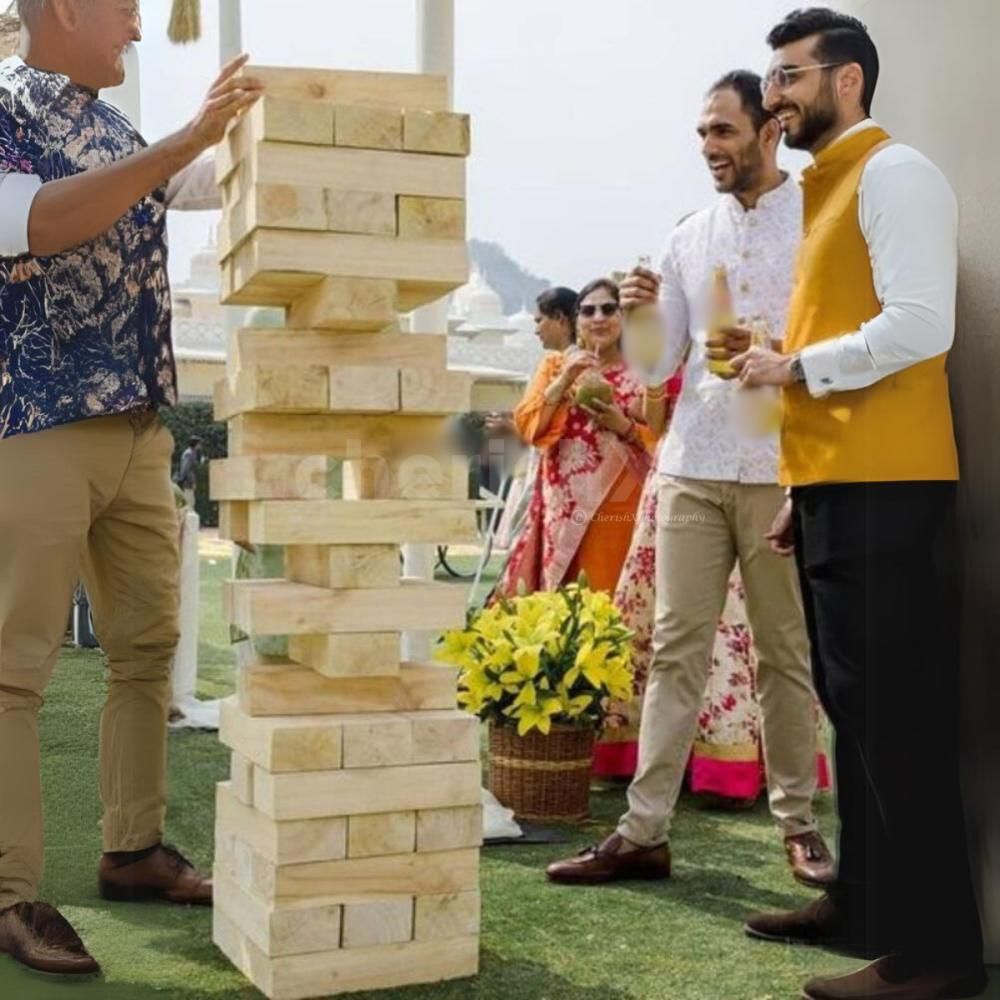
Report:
496,279,653,599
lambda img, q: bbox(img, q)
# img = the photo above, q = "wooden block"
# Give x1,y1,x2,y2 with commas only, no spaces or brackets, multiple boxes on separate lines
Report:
211,456,329,502
224,578,466,635
220,698,343,772
240,66,450,111
334,105,403,151
238,660,459,717
216,783,347,866
346,812,416,859
343,455,469,501
416,806,483,853
249,96,335,145
215,871,342,958
405,710,480,765
214,366,329,420
228,230,468,312
398,197,466,240
328,365,399,412
286,277,398,332
341,898,413,949
414,892,480,942
400,368,473,415
325,190,397,236
215,908,478,1000
221,498,477,546
220,500,250,547
228,329,447,377
403,110,471,156
231,751,255,806
285,545,400,590
287,632,401,679
254,762,480,822
340,717,414,769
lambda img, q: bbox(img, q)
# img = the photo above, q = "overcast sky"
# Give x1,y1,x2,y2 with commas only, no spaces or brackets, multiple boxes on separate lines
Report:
136,0,814,291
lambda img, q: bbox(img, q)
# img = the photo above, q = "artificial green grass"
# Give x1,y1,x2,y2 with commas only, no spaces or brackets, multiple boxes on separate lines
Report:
3,551,990,999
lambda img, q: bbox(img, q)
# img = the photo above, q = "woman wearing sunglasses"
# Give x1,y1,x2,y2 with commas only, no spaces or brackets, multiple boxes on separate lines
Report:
496,279,653,598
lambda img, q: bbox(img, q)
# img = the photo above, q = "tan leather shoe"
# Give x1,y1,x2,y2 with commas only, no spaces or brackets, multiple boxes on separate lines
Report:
98,843,212,905
802,956,988,999
785,830,835,889
545,833,670,885
0,902,100,978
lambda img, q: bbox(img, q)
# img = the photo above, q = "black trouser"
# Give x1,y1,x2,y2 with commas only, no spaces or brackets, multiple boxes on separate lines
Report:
791,481,982,966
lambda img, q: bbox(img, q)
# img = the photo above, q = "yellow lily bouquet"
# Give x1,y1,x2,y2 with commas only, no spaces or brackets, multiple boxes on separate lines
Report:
436,583,635,737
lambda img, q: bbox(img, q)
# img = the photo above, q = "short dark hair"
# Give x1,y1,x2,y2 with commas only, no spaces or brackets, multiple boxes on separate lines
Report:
767,8,879,115
188,436,202,447
536,286,578,343
576,278,620,314
707,70,775,132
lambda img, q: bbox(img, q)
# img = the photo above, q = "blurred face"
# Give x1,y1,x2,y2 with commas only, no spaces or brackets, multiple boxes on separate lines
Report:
762,36,841,152
73,0,143,89
697,88,766,195
534,310,572,351
577,288,622,356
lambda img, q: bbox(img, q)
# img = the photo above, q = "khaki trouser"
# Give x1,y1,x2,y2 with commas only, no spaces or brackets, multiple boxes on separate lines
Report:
0,412,180,908
618,476,818,846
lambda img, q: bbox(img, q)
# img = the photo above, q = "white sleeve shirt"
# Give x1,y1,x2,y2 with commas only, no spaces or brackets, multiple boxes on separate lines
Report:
0,155,221,258
798,122,959,397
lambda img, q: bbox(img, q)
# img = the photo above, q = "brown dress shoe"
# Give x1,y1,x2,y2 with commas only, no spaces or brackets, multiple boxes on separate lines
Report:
546,833,670,885
98,843,212,905
785,830,835,889
0,902,100,978
744,895,877,957
802,956,988,999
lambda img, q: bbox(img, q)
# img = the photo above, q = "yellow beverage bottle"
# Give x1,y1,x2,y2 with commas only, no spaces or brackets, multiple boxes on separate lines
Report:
732,316,782,436
706,264,737,377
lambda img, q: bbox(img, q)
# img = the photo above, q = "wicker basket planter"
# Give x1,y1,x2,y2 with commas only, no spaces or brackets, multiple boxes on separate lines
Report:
488,722,595,823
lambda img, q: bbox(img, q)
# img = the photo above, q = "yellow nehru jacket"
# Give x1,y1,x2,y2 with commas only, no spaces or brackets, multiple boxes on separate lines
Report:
779,126,959,486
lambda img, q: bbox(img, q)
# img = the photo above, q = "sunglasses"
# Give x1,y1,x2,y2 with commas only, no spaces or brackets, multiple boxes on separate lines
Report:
579,303,620,318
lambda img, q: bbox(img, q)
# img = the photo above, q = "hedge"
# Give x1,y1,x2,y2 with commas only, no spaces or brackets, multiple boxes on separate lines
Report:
159,401,227,527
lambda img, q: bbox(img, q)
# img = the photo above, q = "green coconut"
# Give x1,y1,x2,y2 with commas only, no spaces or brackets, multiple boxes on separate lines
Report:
574,377,613,409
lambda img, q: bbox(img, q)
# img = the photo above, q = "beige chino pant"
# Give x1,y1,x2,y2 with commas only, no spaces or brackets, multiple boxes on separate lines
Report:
0,412,180,907
618,475,819,847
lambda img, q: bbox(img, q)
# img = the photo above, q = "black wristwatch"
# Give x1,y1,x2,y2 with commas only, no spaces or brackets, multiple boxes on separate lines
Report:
789,355,806,384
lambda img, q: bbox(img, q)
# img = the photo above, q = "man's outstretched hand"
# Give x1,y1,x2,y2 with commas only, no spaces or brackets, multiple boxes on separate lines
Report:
184,54,264,153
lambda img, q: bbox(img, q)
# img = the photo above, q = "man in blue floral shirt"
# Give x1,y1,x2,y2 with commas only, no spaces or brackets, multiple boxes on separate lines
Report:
0,0,261,978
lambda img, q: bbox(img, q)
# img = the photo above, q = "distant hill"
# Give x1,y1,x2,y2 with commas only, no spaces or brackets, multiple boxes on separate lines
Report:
469,239,551,315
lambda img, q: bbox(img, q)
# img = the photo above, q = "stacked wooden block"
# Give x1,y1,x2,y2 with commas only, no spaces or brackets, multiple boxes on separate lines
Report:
209,67,481,1000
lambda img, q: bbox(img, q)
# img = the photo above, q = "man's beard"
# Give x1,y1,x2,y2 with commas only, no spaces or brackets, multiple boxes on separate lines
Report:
781,83,839,151
722,144,764,195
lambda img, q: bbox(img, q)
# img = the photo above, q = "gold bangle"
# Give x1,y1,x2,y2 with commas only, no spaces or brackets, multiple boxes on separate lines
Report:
645,387,667,400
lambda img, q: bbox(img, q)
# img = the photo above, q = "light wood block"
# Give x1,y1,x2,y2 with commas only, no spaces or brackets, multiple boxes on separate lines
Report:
214,366,329,420
285,545,399,590
214,909,478,1000
238,660,458,717
416,805,484,853
400,368,474,414
220,698,343,773
217,783,348,866
220,500,251,547
327,365,400,412
340,717,414,769
231,751,256,806
220,498,477,546
343,455,469,501
287,632,401,679
403,110,471,156
227,229,468,312
325,190,396,236
224,578,466,636
285,277,397,332
228,329,447,377
240,66,450,111
405,710,481,765
346,812,416,860
253,762,480,823
341,899,413,949
223,184,329,258
215,871,342,958
414,892,481,942
398,197,465,240
210,456,329,502
248,96,335,146
333,105,403,151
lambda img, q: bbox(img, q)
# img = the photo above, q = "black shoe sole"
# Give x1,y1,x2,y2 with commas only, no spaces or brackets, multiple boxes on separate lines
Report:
546,870,671,885
743,923,881,959
99,881,212,906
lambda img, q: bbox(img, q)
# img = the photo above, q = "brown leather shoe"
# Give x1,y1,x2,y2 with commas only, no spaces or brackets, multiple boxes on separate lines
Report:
545,833,670,885
0,902,100,978
98,843,212,905
785,830,835,889
802,956,988,999
744,895,877,957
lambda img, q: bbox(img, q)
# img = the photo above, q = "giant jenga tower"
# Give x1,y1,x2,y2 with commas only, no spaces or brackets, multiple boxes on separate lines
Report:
208,67,482,1000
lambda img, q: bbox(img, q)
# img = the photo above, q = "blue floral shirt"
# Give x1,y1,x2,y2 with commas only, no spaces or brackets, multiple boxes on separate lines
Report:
0,57,176,439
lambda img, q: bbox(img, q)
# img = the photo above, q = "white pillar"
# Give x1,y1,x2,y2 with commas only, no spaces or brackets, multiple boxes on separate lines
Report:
219,0,243,66
833,0,1000,962
403,0,458,663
